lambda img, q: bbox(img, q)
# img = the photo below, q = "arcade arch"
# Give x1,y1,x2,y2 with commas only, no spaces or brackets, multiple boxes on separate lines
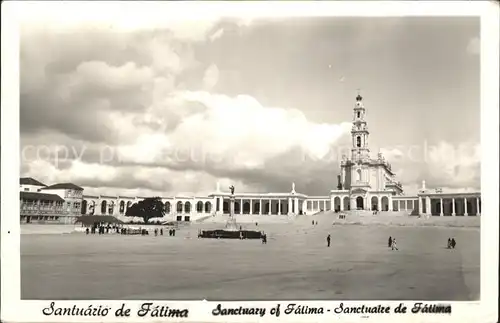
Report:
356,196,364,209
204,201,212,213
381,196,389,211
371,196,378,211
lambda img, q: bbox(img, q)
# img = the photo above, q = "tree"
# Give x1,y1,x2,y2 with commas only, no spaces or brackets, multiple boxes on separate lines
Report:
125,197,165,224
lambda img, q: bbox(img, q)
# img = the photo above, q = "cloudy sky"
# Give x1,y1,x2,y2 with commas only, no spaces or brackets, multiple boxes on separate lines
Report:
19,10,480,197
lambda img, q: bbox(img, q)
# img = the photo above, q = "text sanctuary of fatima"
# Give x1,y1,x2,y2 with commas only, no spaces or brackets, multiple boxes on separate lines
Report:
20,94,482,224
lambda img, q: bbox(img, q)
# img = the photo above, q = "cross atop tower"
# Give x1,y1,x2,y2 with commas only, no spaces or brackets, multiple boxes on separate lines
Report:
356,88,363,101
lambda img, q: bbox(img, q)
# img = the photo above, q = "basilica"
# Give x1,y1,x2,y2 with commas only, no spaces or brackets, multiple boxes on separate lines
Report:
330,93,405,212
19,94,481,224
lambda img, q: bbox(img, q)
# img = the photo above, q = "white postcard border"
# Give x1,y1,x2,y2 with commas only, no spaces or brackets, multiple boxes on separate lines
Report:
1,1,499,323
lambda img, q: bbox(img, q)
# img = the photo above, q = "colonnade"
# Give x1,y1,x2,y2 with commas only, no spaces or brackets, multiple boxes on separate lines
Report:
218,196,303,215
81,198,214,216
392,199,417,212
418,195,481,216
304,199,331,214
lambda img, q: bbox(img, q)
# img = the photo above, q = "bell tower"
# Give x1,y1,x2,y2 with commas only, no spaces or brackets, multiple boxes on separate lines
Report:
351,92,370,162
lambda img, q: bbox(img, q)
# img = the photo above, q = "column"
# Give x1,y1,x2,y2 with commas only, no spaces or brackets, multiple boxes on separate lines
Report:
295,198,299,215
476,197,480,216
249,199,253,215
452,198,456,216
340,197,344,211
440,198,444,216
278,199,281,215
464,197,468,216
425,197,431,215
389,196,393,211
418,196,423,215
268,199,271,215
240,199,243,215
288,198,292,215
259,199,262,215
378,198,382,212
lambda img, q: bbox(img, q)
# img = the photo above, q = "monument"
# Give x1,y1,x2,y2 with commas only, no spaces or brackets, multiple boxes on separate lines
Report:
198,185,263,239
225,185,238,230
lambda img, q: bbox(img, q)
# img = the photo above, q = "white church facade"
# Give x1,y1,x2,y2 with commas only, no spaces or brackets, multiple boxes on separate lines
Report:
19,94,481,223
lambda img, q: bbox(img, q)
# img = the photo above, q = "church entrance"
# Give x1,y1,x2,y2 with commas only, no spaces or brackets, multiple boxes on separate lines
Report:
356,196,364,210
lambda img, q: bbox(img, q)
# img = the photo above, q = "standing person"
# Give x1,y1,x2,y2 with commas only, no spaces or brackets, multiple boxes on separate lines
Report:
327,234,331,247
392,238,398,251
447,238,451,249
160,228,163,236
451,238,456,249
388,236,392,248
154,228,158,236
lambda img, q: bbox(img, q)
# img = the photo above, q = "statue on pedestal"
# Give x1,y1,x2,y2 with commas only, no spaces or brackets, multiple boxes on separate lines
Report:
228,185,236,223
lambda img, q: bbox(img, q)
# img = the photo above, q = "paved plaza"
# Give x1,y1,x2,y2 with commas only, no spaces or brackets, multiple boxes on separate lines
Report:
21,213,480,301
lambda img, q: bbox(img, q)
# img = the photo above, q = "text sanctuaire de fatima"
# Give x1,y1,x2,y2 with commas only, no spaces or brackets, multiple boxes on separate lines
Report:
212,303,452,317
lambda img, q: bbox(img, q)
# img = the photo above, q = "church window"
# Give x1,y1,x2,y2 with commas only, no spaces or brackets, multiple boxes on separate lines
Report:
356,136,361,147
357,169,362,182
357,112,360,118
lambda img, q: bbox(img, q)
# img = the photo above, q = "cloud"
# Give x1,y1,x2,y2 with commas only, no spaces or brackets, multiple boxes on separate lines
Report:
202,64,220,90
377,140,480,194
20,85,354,196
209,28,224,42
466,36,480,55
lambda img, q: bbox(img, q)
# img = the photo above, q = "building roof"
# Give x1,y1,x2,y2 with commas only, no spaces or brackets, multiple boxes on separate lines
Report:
20,191,65,202
20,177,46,187
43,183,84,191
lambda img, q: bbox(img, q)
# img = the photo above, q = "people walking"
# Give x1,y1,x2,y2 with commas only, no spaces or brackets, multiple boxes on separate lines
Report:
327,234,331,247
391,238,398,251
447,238,451,249
388,236,392,248
451,238,456,249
